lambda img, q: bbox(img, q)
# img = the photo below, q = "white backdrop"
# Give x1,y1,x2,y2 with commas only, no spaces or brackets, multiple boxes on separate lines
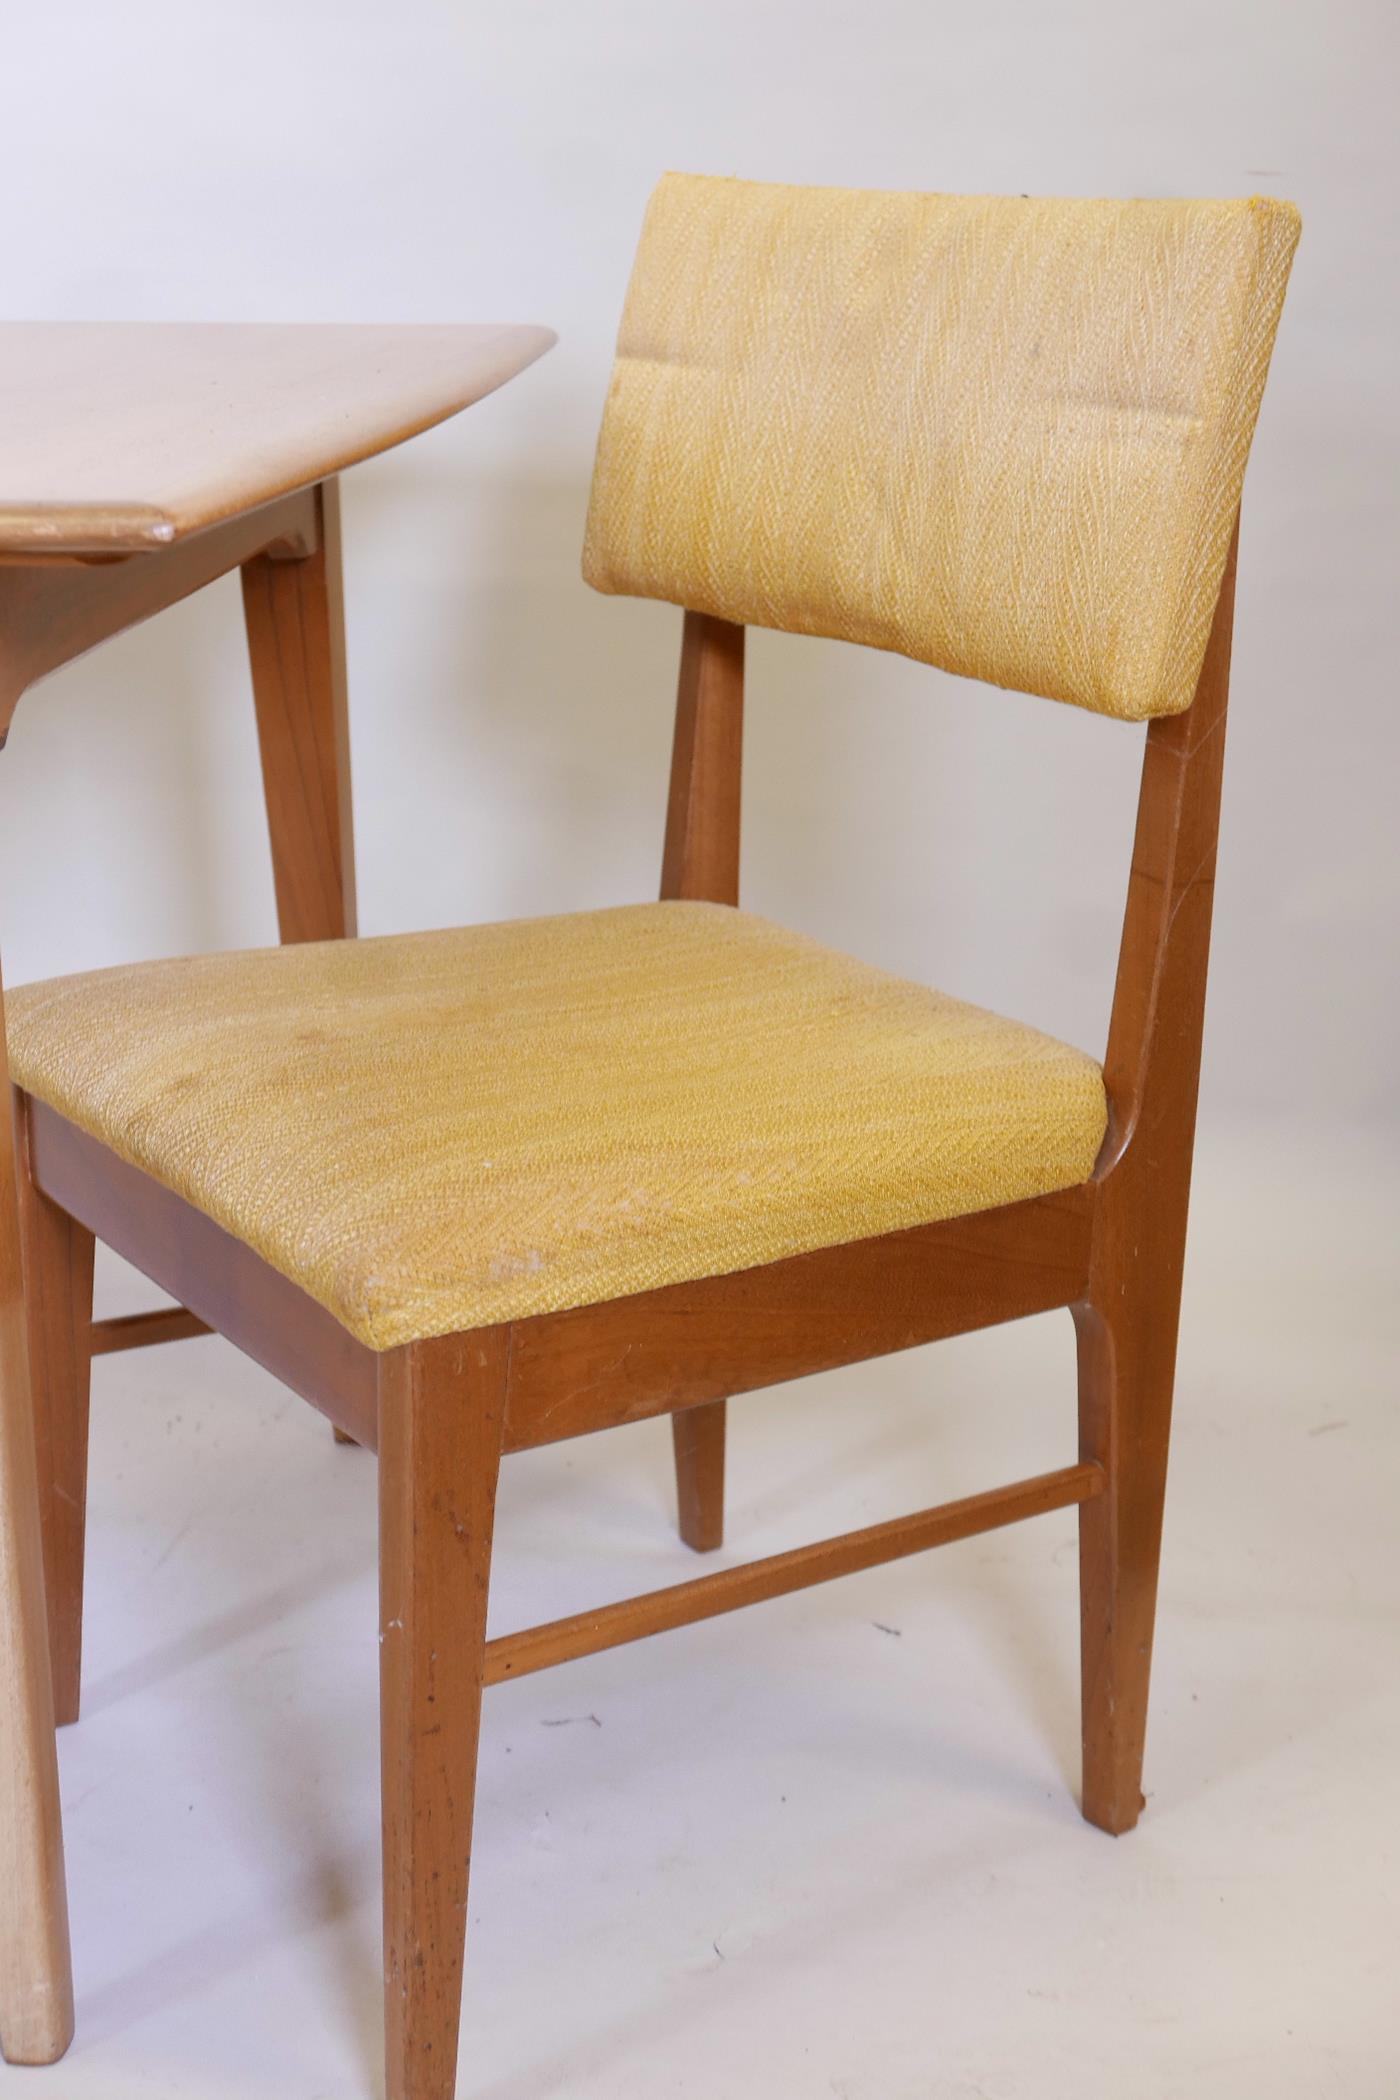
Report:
2,0,1395,1136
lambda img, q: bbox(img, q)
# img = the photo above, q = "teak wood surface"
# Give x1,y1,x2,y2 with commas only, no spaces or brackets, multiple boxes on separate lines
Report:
2,334,1238,2092
0,318,554,2070
0,959,72,2067
0,322,554,557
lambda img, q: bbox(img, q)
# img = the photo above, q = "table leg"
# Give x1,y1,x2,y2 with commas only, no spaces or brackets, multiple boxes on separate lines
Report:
243,476,360,1448
242,475,357,948
0,969,73,2066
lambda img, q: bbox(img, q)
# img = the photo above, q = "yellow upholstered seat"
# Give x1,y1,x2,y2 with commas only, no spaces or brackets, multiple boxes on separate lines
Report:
6,903,1106,1350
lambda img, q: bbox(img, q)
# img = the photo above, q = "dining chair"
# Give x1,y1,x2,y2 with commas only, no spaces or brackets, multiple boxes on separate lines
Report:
5,176,1298,2098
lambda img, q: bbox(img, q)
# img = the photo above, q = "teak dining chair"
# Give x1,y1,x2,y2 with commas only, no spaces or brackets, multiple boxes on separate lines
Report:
5,177,1298,2098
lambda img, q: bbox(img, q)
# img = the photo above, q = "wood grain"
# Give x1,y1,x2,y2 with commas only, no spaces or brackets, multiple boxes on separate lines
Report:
660,611,744,905
671,1404,727,1556
245,476,361,1448
0,312,555,2083
15,1125,95,1729
0,487,318,734
24,1096,1093,1468
1076,528,1238,1835
24,1098,378,1448
378,1330,507,2100
242,478,357,946
0,322,554,556
486,1462,1103,1685
90,1307,211,1356
0,969,72,2066
0,420,1246,2100
505,1185,1094,1450
661,611,744,1551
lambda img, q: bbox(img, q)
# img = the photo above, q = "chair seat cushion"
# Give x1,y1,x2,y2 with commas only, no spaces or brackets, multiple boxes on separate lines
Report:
4,903,1107,1350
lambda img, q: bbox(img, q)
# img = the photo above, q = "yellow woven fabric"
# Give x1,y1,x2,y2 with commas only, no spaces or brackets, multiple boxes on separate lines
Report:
583,176,1299,720
6,905,1105,1350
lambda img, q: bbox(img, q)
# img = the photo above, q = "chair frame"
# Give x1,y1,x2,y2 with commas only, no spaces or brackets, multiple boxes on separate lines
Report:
3,476,1238,2100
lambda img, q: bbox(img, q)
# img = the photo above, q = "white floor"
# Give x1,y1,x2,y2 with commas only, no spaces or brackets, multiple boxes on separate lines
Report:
5,1124,1396,2100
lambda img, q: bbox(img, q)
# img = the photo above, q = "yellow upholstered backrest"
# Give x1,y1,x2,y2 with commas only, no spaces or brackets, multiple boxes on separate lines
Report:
583,175,1299,721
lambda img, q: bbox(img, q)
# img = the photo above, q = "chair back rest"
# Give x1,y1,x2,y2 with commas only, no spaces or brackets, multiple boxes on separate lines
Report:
583,175,1298,721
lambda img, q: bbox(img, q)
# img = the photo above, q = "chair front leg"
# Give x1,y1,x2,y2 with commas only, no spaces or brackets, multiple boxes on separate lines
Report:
16,1110,95,1729
378,1328,508,2100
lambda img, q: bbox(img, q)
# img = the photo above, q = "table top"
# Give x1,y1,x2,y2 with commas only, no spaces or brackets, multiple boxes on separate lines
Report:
0,322,555,558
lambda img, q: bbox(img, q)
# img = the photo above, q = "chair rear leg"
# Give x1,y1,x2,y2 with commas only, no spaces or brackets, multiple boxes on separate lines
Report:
672,1399,725,1552
16,1143,95,1730
1074,1286,1182,1835
378,1329,507,2100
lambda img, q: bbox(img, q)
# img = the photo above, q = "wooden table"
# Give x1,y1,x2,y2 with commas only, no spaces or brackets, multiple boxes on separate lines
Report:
0,320,553,2066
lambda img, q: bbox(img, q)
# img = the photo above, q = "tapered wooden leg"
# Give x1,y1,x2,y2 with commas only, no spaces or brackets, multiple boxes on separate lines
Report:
241,475,357,952
0,985,74,2062
1074,1286,1182,1836
243,479,363,1440
16,1133,95,1730
672,1401,726,1552
378,1329,507,2100
0,1303,73,2066
1076,534,1234,1835
659,611,743,1555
